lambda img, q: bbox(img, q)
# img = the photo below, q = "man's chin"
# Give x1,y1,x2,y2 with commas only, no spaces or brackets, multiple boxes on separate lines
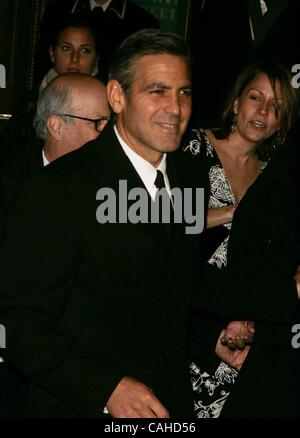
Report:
155,136,182,152
160,141,181,153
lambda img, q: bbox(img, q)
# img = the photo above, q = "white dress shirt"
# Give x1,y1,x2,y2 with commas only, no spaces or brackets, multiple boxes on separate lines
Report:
113,125,172,201
42,149,50,167
89,0,112,12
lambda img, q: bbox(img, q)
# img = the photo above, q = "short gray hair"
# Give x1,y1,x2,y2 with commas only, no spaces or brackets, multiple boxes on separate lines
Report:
33,82,74,141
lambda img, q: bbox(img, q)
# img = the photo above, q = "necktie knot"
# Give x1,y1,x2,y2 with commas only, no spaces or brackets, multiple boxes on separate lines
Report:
154,170,166,190
92,6,105,20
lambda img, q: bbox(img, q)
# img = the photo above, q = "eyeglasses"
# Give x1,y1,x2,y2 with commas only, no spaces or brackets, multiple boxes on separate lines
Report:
59,114,110,132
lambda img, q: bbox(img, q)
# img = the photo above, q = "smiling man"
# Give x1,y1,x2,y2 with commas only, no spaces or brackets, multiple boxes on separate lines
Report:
0,29,203,418
108,53,191,167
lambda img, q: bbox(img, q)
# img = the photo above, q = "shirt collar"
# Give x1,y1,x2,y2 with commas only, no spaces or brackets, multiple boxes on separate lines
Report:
113,125,168,199
72,0,126,18
89,0,112,12
42,149,49,166
108,0,126,19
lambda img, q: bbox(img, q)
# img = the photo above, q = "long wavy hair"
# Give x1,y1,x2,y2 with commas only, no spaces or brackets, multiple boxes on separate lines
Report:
214,62,299,161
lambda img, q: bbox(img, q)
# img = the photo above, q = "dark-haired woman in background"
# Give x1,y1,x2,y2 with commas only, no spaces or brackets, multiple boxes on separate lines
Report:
0,14,101,205
39,14,100,92
184,62,299,417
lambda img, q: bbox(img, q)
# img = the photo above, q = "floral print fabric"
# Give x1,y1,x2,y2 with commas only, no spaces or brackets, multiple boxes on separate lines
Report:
184,128,238,417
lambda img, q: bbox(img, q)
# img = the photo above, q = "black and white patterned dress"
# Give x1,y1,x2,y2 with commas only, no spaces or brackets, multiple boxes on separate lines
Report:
184,128,266,418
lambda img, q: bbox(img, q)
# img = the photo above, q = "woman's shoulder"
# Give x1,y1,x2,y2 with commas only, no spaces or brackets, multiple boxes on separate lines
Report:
183,127,215,158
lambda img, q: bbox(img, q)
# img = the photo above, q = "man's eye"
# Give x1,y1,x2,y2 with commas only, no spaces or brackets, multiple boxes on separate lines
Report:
180,89,192,97
150,89,164,95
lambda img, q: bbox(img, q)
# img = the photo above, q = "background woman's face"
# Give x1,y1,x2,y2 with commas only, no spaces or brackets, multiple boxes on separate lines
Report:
50,27,98,75
233,73,283,144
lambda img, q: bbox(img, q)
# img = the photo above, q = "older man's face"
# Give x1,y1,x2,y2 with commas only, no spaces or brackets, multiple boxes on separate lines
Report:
113,54,192,166
61,81,110,152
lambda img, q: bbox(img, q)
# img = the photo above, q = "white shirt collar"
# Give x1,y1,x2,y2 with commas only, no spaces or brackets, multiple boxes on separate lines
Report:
113,125,170,200
42,149,49,166
260,0,268,16
89,0,112,12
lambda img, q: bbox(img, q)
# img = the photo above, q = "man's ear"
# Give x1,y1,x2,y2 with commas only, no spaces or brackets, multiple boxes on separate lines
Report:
107,79,126,114
47,114,63,141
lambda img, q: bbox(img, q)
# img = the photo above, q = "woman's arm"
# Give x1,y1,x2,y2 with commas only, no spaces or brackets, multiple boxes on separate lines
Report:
207,205,236,228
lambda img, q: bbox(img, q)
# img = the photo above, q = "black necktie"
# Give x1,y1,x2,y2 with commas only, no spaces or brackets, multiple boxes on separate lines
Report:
154,170,166,191
91,6,105,22
154,170,173,240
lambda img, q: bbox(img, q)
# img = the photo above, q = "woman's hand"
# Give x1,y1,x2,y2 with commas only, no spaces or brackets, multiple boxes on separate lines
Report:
220,320,255,350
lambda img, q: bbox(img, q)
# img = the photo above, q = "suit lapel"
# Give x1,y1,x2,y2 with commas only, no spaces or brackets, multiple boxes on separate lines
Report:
90,124,171,251
166,154,186,252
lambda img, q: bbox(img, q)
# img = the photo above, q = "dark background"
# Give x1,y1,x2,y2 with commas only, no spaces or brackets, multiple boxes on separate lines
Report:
0,0,299,133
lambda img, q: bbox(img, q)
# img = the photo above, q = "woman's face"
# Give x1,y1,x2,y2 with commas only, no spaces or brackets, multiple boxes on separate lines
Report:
233,73,283,145
50,27,98,75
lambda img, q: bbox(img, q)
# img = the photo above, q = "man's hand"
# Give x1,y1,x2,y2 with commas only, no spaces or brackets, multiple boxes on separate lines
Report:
220,320,255,350
106,376,170,418
216,329,251,371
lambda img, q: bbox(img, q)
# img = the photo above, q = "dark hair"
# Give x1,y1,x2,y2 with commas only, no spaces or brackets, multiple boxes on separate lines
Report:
108,28,192,91
215,62,299,161
50,13,101,56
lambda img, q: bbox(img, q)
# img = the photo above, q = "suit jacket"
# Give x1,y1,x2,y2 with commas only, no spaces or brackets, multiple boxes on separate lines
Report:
0,124,201,417
0,108,43,416
0,131,43,245
192,122,300,417
222,122,300,417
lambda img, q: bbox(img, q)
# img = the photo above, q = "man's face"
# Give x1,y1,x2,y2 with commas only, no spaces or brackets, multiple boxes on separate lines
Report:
112,54,192,166
61,82,110,152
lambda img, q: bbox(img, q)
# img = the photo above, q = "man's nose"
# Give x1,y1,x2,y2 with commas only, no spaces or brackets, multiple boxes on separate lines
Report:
165,94,180,115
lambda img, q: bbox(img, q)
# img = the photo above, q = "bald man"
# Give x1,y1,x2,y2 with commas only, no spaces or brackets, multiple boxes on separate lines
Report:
34,72,110,163
0,72,110,416
1,73,110,217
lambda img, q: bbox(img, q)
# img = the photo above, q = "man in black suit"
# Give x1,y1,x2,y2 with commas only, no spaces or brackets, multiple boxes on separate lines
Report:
0,72,110,417
220,121,300,417
1,73,110,233
0,29,204,417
